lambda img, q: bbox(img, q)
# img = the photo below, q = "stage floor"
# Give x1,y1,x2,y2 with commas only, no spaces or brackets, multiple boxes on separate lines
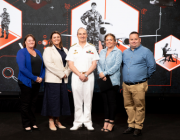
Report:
0,112,179,140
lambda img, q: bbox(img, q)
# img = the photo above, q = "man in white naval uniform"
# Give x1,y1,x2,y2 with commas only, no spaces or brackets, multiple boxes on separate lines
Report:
66,27,99,131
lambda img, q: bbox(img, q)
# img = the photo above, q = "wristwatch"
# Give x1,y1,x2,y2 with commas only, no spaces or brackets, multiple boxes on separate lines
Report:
84,74,88,77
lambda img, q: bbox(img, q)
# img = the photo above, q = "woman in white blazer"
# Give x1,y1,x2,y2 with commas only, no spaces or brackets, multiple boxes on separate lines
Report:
41,31,71,131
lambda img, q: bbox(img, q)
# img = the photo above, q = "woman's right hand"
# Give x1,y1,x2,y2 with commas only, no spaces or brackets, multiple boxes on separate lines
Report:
63,74,67,78
102,77,107,81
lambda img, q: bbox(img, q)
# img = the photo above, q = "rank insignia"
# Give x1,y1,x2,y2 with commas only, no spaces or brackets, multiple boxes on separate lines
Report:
74,50,78,54
86,50,94,54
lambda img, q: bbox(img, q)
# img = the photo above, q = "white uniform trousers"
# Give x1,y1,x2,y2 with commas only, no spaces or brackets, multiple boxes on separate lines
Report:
71,73,94,126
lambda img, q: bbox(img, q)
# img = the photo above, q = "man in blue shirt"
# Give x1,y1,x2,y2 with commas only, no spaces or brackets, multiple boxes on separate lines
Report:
122,31,156,136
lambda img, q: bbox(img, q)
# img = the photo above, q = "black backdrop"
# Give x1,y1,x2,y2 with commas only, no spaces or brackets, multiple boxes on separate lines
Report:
0,0,180,95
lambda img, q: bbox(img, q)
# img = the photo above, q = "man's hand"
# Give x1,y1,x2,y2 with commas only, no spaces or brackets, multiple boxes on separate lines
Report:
83,77,88,82
79,73,86,81
99,72,105,79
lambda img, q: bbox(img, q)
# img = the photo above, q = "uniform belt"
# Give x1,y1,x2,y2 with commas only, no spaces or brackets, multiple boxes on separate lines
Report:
124,80,146,86
80,72,87,74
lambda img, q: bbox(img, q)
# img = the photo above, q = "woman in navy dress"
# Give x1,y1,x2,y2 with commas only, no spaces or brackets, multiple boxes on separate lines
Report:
41,31,71,131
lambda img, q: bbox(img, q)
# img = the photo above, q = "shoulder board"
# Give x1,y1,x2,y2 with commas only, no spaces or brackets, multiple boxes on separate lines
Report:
88,43,95,46
71,43,77,47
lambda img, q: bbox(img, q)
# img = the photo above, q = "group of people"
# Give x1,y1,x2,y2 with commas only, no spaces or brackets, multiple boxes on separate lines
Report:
16,27,156,137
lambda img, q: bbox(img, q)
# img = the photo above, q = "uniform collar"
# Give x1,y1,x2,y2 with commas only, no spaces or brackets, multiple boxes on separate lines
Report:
77,42,89,48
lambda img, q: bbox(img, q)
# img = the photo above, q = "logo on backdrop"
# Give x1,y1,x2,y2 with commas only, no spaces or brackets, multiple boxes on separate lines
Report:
22,0,53,10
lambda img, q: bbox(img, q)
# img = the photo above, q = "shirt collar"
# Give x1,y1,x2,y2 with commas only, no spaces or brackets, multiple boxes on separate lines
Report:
129,44,142,51
105,46,118,52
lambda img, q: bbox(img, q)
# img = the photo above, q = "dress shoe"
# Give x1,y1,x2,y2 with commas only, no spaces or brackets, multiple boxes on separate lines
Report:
31,126,40,131
70,125,82,131
55,124,66,129
104,121,114,132
24,127,32,132
55,120,66,129
49,121,57,131
133,129,142,136
101,120,109,132
85,125,94,131
5,36,8,39
0,35,4,38
123,127,134,134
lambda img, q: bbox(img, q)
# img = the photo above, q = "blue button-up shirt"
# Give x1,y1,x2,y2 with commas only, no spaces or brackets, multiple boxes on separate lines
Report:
97,46,122,86
122,45,156,83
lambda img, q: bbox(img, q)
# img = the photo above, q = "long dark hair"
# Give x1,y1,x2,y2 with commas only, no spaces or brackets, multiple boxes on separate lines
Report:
23,34,37,48
49,31,63,48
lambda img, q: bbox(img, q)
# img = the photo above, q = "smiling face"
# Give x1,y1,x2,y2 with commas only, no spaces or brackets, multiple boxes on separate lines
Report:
105,35,116,48
129,33,141,50
51,33,61,47
25,36,35,49
77,28,87,43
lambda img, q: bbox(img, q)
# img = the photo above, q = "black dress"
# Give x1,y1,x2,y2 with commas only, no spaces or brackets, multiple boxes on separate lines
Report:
41,46,71,117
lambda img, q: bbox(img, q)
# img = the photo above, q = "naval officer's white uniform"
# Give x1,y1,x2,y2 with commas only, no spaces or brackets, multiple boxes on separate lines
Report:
66,42,99,127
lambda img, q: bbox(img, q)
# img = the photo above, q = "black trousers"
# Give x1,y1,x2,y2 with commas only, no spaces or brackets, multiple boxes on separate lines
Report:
18,83,40,128
101,86,119,120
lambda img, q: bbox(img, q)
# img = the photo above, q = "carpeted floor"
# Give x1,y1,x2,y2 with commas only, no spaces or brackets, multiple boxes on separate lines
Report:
0,112,180,140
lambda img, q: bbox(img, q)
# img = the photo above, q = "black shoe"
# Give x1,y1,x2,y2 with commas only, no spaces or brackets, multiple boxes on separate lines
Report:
123,127,134,134
101,120,109,132
0,35,4,38
5,36,8,39
172,60,175,62
104,121,114,132
133,129,142,136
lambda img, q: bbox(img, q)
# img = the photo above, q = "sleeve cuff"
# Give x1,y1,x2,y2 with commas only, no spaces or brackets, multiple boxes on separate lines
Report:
103,71,107,76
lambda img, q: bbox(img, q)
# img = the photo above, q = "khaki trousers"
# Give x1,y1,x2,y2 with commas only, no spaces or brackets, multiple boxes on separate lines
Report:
122,81,148,130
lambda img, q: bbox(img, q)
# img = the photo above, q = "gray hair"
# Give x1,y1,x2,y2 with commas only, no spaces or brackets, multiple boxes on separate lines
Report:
77,27,87,35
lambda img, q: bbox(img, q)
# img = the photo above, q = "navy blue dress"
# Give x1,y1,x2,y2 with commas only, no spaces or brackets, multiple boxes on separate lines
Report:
41,46,71,117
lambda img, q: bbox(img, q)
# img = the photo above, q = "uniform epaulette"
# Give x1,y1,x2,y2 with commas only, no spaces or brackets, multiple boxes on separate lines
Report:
71,43,77,47
88,43,95,46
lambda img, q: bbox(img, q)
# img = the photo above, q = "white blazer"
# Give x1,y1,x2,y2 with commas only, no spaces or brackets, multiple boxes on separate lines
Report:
43,45,71,83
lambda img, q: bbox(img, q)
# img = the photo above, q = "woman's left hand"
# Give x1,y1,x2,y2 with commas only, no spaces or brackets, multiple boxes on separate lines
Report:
36,77,42,83
38,77,43,83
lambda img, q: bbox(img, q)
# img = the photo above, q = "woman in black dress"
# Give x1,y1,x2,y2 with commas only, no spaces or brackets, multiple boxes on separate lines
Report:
41,31,71,131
